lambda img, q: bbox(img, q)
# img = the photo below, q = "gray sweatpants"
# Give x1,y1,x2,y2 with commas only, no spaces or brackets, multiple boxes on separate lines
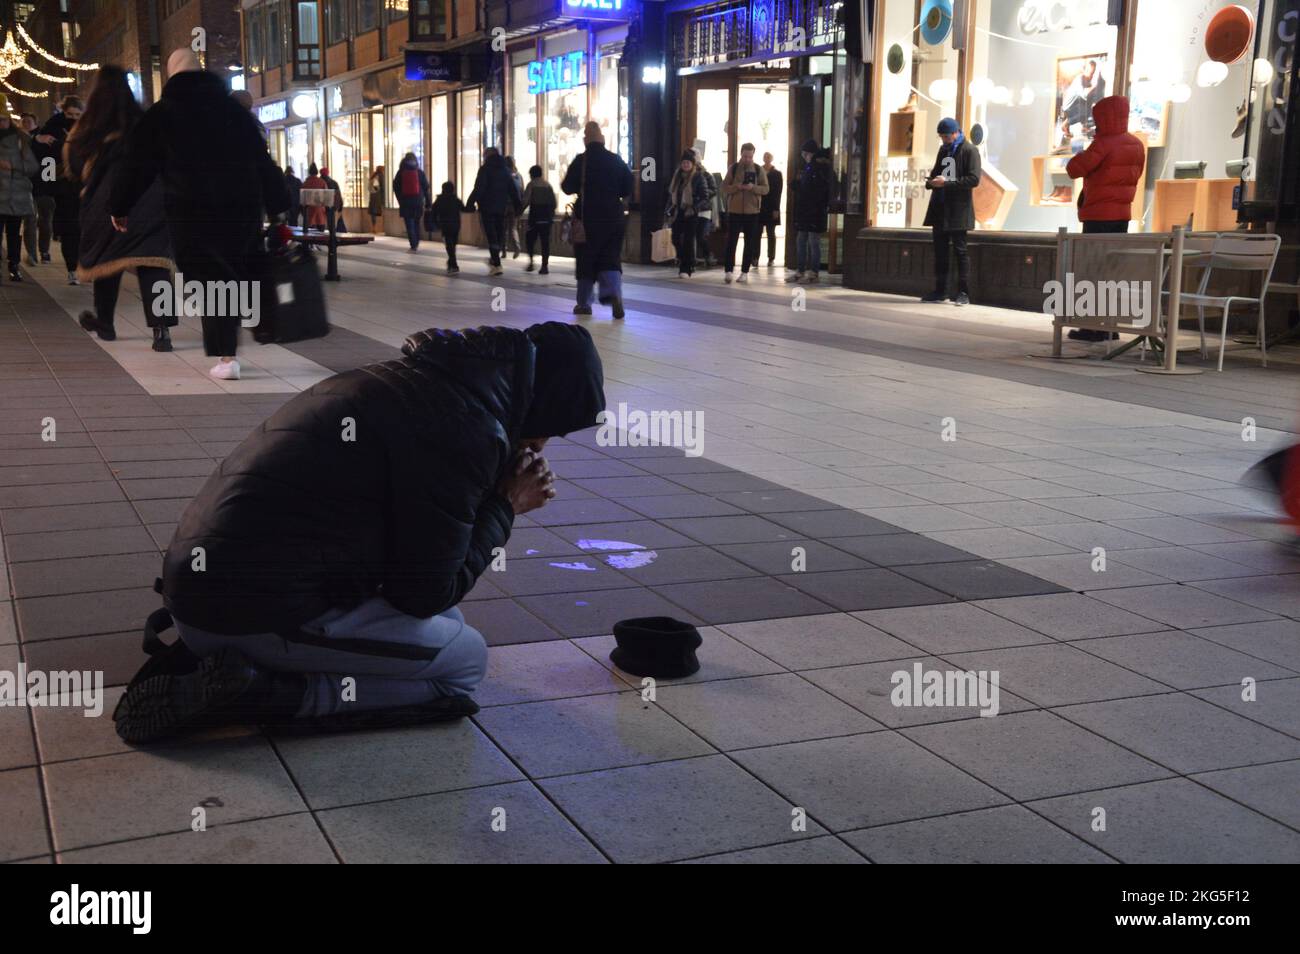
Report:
176,598,488,718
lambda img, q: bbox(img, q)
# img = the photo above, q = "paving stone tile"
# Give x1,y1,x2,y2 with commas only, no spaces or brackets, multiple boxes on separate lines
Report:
575,628,786,685
459,598,561,646
16,587,159,641
855,602,1052,654
1190,760,1300,829
540,755,827,863
1188,619,1300,671
659,514,799,545
570,475,690,498
714,539,871,574
0,768,50,861
43,738,307,851
902,709,1171,801
9,552,159,598
548,519,697,549
773,567,957,613
60,814,339,864
664,471,786,493
1021,521,1172,551
652,576,834,622
1027,778,1300,863
843,805,1112,863
1190,677,1300,737
733,732,1007,831
603,545,760,586
995,553,1170,591
274,720,521,809
525,498,646,527
476,640,629,706
892,560,1066,601
0,461,114,487
829,532,974,566
944,642,1167,707
925,528,1076,559
717,612,918,669
1070,631,1294,690
1091,583,1280,629
617,494,747,519
132,497,192,523
0,602,15,645
487,555,632,597
1189,541,1300,574
476,691,714,776
680,836,867,864
1189,574,1300,617
320,780,605,863
3,525,159,562
1107,547,1263,583
0,646,36,771
1055,693,1300,774
519,586,703,638
21,630,144,688
974,592,1171,640
500,527,583,560
859,505,999,532
713,488,841,513
1114,516,1254,545
0,481,125,510
765,509,902,538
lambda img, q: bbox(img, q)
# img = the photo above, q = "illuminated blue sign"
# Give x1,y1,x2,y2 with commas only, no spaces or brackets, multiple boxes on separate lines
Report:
562,0,636,20
527,51,586,95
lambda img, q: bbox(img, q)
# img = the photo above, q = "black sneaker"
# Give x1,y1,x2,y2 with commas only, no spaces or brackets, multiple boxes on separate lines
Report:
152,328,173,352
78,310,116,341
920,290,947,303
114,648,304,744
573,305,593,316
284,695,480,735
539,265,549,275
8,268,21,282
952,292,970,306
40,253,51,263
610,296,625,319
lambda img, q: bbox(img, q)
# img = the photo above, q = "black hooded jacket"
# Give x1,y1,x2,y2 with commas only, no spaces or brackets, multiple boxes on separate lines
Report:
161,324,605,637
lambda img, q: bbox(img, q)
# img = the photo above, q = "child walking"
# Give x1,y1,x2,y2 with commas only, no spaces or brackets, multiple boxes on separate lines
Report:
521,165,556,274
430,181,463,274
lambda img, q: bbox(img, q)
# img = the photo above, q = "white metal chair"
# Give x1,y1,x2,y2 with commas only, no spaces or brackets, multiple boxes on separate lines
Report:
1178,232,1282,371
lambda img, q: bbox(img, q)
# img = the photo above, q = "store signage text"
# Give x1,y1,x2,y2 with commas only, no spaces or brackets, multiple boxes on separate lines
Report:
257,100,287,124
1017,0,1106,36
527,52,586,95
405,51,459,82
562,0,636,20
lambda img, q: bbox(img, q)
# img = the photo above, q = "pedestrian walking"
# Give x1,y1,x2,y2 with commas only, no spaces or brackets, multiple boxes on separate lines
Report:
35,95,83,284
466,147,521,276
368,166,384,232
760,151,783,267
721,141,769,284
521,165,556,274
110,48,289,381
505,155,524,259
18,112,40,266
320,166,345,230
302,164,328,230
693,152,719,268
392,152,431,251
921,117,981,305
788,139,832,284
0,101,38,283
284,166,302,228
430,181,463,273
665,150,709,278
561,121,634,318
66,65,176,351
30,101,77,266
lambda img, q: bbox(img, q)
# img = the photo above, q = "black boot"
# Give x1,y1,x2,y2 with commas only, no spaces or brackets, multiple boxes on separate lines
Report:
152,326,173,352
8,266,21,282
283,695,480,735
114,647,307,744
78,310,116,341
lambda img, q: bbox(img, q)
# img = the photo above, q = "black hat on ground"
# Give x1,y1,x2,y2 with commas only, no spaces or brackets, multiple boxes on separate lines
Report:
610,617,702,678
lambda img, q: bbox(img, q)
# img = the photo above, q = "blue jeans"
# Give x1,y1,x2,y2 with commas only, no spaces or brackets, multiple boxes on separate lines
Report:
577,269,623,308
175,598,488,718
402,215,421,249
796,230,821,274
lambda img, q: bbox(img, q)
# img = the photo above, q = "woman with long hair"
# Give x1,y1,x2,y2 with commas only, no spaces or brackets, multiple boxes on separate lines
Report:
66,65,177,349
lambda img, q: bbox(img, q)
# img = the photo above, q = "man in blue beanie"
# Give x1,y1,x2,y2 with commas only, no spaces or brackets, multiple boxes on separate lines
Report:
921,117,981,305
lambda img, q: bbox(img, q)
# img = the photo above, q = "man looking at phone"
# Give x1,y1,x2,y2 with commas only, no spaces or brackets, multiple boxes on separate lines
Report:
114,323,606,743
721,142,770,284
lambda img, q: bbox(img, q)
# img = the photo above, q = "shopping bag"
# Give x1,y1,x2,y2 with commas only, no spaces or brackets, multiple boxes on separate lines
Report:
650,227,675,263
255,245,329,344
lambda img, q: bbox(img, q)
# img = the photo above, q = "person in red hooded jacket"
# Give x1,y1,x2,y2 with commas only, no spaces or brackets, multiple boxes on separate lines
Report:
1066,95,1144,233
1066,95,1144,340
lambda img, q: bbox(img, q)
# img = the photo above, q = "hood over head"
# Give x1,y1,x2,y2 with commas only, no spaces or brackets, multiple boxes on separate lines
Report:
520,322,605,438
1092,95,1129,136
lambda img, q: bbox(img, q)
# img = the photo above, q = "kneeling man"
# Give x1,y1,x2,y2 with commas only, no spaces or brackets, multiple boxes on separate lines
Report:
116,323,605,741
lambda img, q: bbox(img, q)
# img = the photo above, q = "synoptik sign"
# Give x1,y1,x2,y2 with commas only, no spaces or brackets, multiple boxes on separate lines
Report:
561,0,636,20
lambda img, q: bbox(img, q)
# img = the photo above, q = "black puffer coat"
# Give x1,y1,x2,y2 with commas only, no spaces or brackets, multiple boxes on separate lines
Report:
161,323,606,637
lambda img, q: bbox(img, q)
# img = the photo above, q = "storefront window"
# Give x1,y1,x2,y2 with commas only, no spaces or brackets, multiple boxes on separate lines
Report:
542,31,588,185
356,0,379,32
325,0,347,45
1129,0,1261,231
511,52,539,174
268,128,284,169
248,8,264,72
267,4,283,69
388,99,424,201
329,114,364,206
430,94,450,193
286,123,309,179
593,32,629,163
458,87,482,200
370,110,387,206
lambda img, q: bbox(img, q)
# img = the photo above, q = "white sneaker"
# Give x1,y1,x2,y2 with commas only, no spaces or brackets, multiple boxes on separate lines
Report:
678,272,689,279
785,271,804,283
67,272,79,285
737,272,748,284
490,265,503,276
209,359,241,381
803,272,820,284
724,272,734,284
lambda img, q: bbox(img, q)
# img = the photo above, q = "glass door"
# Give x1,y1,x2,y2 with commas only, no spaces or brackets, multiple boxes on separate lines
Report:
738,82,789,267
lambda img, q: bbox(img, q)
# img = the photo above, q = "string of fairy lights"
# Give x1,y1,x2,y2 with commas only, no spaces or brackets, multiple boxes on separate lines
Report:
0,23,99,110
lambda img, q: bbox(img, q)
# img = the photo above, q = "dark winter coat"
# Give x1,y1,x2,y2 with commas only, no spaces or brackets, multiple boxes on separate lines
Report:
161,323,606,637
760,167,784,223
664,168,710,221
467,154,522,217
71,134,174,282
431,190,463,235
110,70,288,280
522,179,557,226
792,152,832,233
1067,95,1145,222
923,136,982,232
285,171,302,219
392,159,430,221
561,142,633,240
0,127,38,217
31,112,74,199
